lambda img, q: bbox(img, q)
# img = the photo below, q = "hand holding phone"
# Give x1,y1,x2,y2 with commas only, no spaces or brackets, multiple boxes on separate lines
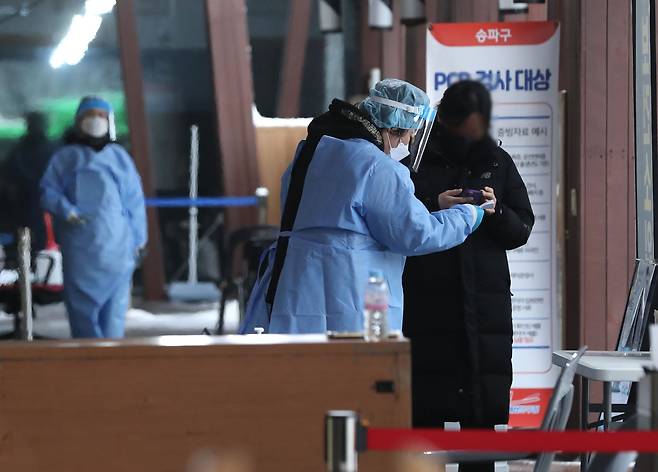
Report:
459,189,485,205
438,189,474,209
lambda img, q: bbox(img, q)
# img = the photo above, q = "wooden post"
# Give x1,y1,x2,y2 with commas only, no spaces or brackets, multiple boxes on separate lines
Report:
206,0,260,231
528,3,548,20
548,0,583,349
605,0,633,349
503,12,529,21
405,1,455,91
276,0,312,117
581,0,609,351
115,0,166,300
381,0,405,79
359,1,383,92
453,0,499,22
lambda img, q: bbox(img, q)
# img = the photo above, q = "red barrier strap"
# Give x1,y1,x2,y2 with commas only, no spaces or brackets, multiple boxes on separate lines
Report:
367,429,658,453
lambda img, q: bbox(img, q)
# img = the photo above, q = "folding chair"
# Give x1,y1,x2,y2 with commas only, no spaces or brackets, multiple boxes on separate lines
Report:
216,225,278,334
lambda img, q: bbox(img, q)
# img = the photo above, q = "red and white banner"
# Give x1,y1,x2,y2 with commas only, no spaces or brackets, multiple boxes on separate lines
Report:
426,22,561,428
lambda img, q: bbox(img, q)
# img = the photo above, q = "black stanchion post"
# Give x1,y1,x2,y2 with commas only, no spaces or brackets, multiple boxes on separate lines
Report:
17,228,33,341
255,187,269,225
325,410,359,472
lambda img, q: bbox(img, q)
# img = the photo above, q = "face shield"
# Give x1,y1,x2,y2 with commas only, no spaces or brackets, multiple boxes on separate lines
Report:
369,95,437,172
408,105,436,172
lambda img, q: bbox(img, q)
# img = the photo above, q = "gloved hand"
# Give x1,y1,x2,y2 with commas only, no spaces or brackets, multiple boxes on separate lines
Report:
66,211,86,225
481,186,497,215
135,246,148,266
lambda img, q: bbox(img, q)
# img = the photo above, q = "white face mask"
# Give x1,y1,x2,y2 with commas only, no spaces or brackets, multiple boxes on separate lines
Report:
385,131,410,162
80,116,109,138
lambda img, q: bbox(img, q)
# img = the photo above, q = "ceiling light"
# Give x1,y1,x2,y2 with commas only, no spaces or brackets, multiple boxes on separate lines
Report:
49,0,116,69
85,0,116,16
50,14,102,68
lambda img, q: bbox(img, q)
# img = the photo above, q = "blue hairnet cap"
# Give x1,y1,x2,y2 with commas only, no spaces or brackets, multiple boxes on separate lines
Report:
76,96,112,117
360,79,430,130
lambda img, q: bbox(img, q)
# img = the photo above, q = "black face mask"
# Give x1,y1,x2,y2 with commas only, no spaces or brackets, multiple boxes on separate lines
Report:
436,123,477,162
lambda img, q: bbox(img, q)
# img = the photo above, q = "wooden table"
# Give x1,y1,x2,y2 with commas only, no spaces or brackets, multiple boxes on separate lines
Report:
0,334,411,471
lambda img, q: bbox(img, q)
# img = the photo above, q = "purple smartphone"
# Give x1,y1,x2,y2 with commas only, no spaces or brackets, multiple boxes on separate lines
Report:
459,189,485,205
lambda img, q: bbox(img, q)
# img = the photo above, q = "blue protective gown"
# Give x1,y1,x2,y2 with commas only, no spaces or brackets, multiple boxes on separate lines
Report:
40,143,147,338
240,136,483,334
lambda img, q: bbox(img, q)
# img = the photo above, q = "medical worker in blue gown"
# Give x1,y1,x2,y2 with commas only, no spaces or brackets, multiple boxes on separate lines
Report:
241,79,487,335
40,96,147,338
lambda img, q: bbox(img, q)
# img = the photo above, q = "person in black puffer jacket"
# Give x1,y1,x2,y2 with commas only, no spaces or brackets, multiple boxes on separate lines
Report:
402,81,534,472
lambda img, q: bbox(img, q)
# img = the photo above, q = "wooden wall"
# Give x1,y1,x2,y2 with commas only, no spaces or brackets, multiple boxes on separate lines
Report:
254,125,308,225
550,0,636,350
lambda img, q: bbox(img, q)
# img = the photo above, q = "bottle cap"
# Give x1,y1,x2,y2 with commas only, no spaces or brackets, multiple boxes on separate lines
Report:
369,269,384,280
254,327,265,335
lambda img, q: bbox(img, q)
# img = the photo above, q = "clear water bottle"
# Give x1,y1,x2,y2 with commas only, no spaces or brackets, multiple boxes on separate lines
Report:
363,270,389,342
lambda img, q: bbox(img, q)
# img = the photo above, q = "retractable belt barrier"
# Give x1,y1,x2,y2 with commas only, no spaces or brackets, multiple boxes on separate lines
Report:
145,189,269,225
145,196,260,208
366,428,658,453
324,411,658,472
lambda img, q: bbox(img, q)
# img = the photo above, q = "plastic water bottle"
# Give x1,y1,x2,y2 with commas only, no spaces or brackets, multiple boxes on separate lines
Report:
363,270,389,342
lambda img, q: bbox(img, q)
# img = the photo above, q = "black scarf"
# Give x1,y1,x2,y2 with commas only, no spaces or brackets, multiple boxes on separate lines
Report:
307,99,384,151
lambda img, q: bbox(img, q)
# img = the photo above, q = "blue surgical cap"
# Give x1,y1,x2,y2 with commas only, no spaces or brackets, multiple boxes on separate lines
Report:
360,79,430,130
76,96,112,117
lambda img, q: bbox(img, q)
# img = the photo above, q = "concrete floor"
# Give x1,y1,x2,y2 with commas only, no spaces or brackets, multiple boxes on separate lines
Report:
508,461,580,471
0,297,241,339
409,460,582,471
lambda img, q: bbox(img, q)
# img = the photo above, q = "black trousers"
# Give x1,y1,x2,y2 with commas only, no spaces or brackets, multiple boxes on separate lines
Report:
411,337,495,472
413,388,496,472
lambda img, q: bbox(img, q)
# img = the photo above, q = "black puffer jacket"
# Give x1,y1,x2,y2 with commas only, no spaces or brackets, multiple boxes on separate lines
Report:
402,129,533,428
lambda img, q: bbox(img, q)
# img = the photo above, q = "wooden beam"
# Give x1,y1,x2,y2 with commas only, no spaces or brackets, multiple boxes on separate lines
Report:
405,24,426,90
425,0,439,21
528,3,548,20
382,0,406,79
548,0,583,350
276,0,312,117
359,1,383,92
581,0,608,352
473,0,500,21
453,0,499,23
404,0,454,90
405,1,443,90
454,0,474,22
115,0,166,301
206,0,260,231
503,12,529,21
605,0,632,349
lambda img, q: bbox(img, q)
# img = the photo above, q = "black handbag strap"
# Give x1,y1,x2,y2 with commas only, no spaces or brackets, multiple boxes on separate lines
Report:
265,135,322,316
